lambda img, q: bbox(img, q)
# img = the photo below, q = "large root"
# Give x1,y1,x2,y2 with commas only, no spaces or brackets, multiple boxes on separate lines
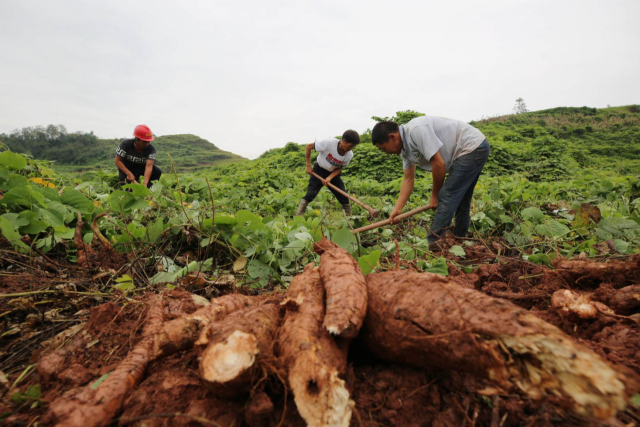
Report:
551,289,614,321
195,298,282,397
152,293,253,358
593,284,640,316
553,255,640,288
47,294,165,427
278,263,353,427
313,238,367,339
362,270,636,419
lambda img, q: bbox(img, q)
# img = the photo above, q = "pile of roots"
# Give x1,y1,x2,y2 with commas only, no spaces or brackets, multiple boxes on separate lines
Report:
6,240,640,426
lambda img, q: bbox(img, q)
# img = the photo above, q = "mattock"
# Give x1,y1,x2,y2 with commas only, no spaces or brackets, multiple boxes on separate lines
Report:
311,171,380,218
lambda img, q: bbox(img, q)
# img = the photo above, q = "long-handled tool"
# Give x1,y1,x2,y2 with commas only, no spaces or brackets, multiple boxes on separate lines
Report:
352,204,435,234
311,171,380,218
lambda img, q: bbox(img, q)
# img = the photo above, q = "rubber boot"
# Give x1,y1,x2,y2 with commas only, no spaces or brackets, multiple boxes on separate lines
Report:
342,203,352,216
296,199,309,215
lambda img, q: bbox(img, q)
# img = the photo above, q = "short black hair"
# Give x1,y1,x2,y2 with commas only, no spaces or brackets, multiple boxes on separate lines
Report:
371,121,399,145
342,129,360,145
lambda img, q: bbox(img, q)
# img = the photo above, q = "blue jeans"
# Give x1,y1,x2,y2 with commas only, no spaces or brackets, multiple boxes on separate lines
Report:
428,139,490,243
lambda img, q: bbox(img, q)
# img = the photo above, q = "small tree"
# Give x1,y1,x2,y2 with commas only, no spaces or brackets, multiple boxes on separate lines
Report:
513,98,529,114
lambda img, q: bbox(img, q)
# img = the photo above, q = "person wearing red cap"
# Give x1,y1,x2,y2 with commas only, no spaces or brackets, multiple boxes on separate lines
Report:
115,124,162,188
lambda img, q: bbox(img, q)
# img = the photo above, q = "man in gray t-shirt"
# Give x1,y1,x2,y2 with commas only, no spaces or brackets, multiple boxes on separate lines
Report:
371,116,490,243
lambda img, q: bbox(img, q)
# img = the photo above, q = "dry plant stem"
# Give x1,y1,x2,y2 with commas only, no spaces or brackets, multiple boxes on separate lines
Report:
74,212,90,269
310,171,379,217
394,239,400,271
91,212,113,251
152,293,254,358
352,204,435,233
196,300,282,397
313,238,368,339
362,270,636,419
48,294,165,427
278,264,353,427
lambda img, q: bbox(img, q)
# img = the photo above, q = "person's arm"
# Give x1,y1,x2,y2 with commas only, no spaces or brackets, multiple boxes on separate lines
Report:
115,155,136,182
429,152,446,209
143,160,154,187
322,168,341,185
305,143,315,175
389,164,416,224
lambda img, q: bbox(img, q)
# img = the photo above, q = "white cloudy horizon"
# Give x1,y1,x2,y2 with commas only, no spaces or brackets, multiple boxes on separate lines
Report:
1,0,639,159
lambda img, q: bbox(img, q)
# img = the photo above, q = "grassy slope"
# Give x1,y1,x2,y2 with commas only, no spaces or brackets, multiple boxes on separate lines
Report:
223,105,640,183
93,134,246,173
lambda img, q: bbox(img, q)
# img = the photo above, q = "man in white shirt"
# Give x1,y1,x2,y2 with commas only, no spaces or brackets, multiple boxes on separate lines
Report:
371,116,490,243
296,130,360,216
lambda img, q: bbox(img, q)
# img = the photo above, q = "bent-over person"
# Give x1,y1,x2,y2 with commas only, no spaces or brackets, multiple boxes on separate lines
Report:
296,130,360,216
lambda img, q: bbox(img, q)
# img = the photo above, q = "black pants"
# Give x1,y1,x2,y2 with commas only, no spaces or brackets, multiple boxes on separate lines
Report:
303,163,349,205
118,161,162,188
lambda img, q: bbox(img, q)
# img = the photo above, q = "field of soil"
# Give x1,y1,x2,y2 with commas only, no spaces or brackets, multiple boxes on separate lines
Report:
1,237,639,427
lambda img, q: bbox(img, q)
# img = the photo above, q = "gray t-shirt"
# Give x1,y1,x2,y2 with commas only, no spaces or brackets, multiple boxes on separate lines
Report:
400,116,485,172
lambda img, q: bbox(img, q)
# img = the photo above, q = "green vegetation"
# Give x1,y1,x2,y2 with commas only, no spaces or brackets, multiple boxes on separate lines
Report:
0,105,638,290
0,125,246,172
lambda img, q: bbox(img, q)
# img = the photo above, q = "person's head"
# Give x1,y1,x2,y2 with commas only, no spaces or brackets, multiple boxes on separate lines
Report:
339,129,360,152
134,124,154,142
371,121,403,155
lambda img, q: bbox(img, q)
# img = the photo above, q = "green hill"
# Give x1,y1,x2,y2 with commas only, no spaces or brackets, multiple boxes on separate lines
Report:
233,104,640,183
0,126,246,172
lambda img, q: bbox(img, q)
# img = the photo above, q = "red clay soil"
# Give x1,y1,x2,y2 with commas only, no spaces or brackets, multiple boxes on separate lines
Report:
2,253,640,426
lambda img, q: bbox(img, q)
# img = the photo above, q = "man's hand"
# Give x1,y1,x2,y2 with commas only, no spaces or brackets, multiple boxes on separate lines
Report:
306,165,313,175
388,207,403,225
321,178,328,186
126,172,136,183
427,195,439,210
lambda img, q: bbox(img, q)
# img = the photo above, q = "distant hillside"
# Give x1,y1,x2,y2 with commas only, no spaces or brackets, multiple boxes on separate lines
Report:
246,105,640,183
0,126,246,172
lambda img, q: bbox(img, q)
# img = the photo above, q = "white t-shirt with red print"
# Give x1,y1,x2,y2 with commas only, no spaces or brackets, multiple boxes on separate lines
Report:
314,138,353,172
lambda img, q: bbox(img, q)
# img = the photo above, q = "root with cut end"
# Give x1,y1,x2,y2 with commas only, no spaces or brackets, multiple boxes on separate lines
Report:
363,270,637,420
313,238,367,339
278,264,353,427
195,300,282,397
152,293,254,358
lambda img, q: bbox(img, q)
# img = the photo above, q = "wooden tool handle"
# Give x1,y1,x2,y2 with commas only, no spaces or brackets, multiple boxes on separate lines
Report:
352,204,434,233
311,172,379,215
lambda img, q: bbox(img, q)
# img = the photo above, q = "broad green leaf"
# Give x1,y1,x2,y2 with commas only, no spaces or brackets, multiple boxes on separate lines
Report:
0,217,31,252
596,217,640,240
527,253,553,267
1,213,30,228
358,250,381,275
1,174,29,191
521,207,544,223
0,166,9,181
535,220,570,238
147,218,165,243
423,257,449,276
122,183,150,197
37,206,65,227
60,189,95,216
331,228,357,253
612,239,630,254
0,151,27,171
247,259,271,279
449,245,466,257
53,226,75,240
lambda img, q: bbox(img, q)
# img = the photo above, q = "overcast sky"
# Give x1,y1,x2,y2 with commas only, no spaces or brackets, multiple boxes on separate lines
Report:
1,0,639,159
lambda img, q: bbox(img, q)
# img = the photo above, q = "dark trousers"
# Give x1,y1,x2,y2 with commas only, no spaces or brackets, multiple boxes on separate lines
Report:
118,161,162,188
428,139,490,242
303,163,349,205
